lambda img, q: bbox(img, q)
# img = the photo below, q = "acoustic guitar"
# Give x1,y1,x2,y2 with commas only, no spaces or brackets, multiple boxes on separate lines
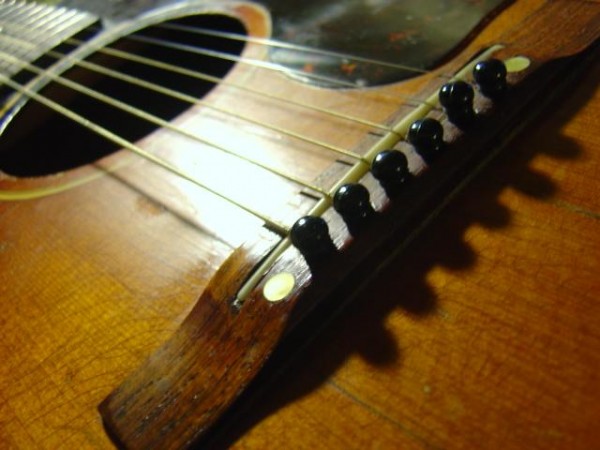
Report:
0,0,598,448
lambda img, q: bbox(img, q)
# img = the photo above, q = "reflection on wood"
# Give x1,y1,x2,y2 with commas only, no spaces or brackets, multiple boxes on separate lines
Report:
0,0,597,449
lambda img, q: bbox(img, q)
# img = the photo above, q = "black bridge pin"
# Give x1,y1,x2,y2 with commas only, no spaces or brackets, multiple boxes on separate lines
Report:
290,216,336,266
473,58,508,99
333,183,375,235
439,80,476,129
371,149,412,196
407,118,444,164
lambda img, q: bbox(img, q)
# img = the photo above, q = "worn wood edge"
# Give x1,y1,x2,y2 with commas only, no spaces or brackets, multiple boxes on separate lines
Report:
99,43,599,450
264,0,600,338
98,1,600,448
201,32,600,450
97,229,288,449
201,8,600,447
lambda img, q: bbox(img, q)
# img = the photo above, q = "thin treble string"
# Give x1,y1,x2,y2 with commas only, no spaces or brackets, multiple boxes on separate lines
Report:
0,45,331,197
0,1,49,44
119,31,430,108
0,70,290,236
64,37,393,133
0,12,392,133
5,0,81,38
159,22,437,77
0,26,364,162
125,31,370,90
0,0,90,61
3,12,431,128
0,1,45,22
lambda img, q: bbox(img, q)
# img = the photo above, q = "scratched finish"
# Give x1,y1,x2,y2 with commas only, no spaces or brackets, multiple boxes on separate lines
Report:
221,61,600,450
264,0,508,86
0,0,598,449
98,0,600,447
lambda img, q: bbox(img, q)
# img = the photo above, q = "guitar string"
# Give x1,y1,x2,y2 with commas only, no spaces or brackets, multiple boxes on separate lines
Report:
0,26,368,162
4,3,444,83
0,4,502,299
120,32,439,108
0,11,417,241
2,14,412,234
3,0,460,87
0,70,291,236
64,37,393,133
0,21,398,239
0,10,355,225
0,9,465,231
7,4,472,112
0,15,441,210
1,14,442,133
0,16,389,159
1,0,81,38
0,45,331,197
158,22,441,77
89,24,381,92
0,2,47,34
0,9,394,133
0,1,47,20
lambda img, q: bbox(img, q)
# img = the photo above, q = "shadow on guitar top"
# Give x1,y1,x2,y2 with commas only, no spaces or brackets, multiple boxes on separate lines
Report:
196,59,597,450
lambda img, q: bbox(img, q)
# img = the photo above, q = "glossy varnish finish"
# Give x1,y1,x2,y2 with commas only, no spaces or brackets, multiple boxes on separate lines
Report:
221,62,600,450
0,0,598,448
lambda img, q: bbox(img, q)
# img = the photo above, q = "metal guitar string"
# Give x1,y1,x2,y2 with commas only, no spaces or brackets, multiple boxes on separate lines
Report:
158,22,436,76
0,0,82,37
1,11,448,138
0,71,292,235
0,11,420,237
63,37,393,133
0,15,400,159
116,31,437,108
0,45,332,197
0,5,501,302
236,44,503,302
2,2,455,120
0,3,402,133
5,3,439,82
0,31,365,162
0,1,58,25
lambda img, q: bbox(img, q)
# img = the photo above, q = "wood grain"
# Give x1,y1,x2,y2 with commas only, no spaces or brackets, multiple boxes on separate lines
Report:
0,0,598,448
218,61,600,450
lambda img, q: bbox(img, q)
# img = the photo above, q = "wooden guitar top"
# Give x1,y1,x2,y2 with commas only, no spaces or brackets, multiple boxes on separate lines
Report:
0,0,598,448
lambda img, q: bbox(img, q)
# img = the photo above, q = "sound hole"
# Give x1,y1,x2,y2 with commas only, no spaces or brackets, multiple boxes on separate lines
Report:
0,14,246,177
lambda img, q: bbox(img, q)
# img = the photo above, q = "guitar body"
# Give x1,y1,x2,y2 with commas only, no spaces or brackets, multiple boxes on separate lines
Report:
218,63,600,450
0,0,598,448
